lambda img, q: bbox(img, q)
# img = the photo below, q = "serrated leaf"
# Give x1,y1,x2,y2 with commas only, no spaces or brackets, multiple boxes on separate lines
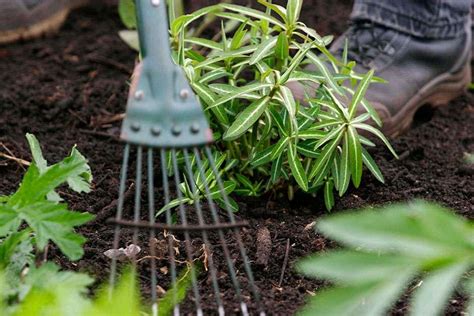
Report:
224,96,271,141
0,204,21,237
21,201,93,260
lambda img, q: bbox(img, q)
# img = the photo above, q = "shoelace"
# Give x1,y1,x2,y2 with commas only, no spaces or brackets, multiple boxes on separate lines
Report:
340,20,395,67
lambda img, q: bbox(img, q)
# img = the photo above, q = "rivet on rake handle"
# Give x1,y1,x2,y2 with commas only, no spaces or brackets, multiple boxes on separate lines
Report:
106,218,250,232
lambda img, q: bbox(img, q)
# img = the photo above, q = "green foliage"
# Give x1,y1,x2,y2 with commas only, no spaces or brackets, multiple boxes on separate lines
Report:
0,134,93,261
164,1,395,211
1,265,142,316
297,201,474,316
118,0,137,29
117,1,395,211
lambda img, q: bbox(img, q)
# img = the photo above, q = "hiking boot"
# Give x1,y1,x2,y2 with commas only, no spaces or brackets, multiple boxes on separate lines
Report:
0,0,115,45
290,21,472,138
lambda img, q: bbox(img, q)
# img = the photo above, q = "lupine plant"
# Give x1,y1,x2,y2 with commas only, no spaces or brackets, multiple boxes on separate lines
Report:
119,0,398,211
297,201,474,315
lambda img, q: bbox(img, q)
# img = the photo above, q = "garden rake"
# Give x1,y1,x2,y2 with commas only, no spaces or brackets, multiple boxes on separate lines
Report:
108,0,264,315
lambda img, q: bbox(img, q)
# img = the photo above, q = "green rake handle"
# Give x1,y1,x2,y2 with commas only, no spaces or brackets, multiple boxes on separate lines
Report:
121,0,213,148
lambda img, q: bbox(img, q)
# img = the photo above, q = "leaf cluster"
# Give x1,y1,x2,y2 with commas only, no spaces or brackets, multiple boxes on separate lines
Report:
164,0,396,210
117,0,397,211
0,134,94,261
298,200,474,315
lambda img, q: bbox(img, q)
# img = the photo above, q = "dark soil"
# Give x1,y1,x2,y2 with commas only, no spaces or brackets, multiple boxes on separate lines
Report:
0,1,472,315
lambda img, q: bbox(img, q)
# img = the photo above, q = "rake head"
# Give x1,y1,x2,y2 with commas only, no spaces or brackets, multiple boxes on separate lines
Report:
108,0,265,315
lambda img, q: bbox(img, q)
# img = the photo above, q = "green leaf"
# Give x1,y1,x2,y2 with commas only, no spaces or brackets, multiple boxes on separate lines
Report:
230,22,248,50
288,142,308,192
347,126,362,188
249,37,278,65
210,83,273,110
17,263,93,316
411,263,470,316
26,133,47,171
275,32,289,60
271,137,290,160
157,266,195,316
305,50,344,96
216,197,239,213
118,0,137,29
349,69,374,118
20,201,93,260
224,96,271,141
353,123,398,158
298,276,412,316
361,148,384,183
310,132,343,180
298,251,418,284
271,152,284,183
286,0,303,25
220,3,286,29
338,132,351,196
87,268,140,316
0,203,21,236
118,30,139,51
317,201,474,257
251,144,276,167
0,229,31,268
186,37,223,51
10,155,89,207
324,180,335,211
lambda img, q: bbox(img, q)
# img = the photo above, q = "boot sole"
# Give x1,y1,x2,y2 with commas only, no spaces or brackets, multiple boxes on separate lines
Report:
0,0,92,45
384,62,471,138
0,9,70,45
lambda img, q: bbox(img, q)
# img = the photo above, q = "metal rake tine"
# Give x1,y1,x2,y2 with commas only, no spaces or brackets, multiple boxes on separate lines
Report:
171,148,203,315
159,149,178,315
204,146,265,316
147,148,158,316
132,146,143,261
109,144,130,296
192,147,248,315
182,148,225,315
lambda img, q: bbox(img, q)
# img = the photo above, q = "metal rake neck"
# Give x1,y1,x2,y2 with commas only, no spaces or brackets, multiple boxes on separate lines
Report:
120,0,213,148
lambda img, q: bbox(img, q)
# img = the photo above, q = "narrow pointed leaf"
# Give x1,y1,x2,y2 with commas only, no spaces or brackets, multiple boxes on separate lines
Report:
349,69,374,118
362,148,384,183
288,142,308,191
224,96,271,141
347,126,362,188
